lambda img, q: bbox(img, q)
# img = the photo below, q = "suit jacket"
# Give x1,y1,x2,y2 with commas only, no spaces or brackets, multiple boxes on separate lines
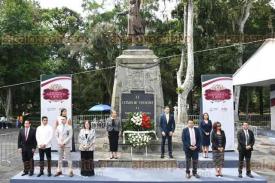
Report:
159,113,175,133
237,129,255,151
182,127,201,152
211,130,226,150
18,127,37,150
78,129,96,151
106,117,121,132
55,124,73,148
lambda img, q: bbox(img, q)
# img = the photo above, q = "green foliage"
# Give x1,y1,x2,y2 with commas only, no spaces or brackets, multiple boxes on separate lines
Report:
0,0,274,116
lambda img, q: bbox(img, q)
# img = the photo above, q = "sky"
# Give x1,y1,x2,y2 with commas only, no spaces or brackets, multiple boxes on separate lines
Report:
37,0,275,19
37,0,178,19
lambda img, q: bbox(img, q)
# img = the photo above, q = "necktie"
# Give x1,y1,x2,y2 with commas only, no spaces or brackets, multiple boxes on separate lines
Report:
191,128,196,146
25,128,28,141
245,130,249,145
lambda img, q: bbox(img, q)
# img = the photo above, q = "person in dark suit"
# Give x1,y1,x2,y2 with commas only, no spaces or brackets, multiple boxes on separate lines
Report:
160,106,175,158
199,113,212,158
237,122,255,178
211,121,226,177
182,119,201,179
18,120,37,176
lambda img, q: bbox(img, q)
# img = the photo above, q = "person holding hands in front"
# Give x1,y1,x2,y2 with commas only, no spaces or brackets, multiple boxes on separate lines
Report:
211,122,226,177
182,119,201,179
160,106,175,159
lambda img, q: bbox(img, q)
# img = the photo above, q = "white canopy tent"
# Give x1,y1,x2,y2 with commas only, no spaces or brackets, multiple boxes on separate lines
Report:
233,38,275,86
233,38,275,130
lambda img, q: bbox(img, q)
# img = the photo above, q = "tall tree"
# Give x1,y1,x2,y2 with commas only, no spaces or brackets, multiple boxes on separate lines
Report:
177,0,194,123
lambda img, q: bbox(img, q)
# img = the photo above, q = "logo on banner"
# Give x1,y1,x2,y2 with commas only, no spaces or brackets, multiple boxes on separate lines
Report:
43,84,69,102
204,84,231,102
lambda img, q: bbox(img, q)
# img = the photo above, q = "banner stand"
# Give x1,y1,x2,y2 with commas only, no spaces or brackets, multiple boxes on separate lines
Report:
201,75,235,151
40,74,74,151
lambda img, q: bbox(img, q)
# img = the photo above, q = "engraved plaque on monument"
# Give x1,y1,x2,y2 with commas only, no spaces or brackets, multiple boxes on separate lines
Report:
121,90,155,123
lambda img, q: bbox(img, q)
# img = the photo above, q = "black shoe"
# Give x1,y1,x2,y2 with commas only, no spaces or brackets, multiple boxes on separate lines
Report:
21,172,28,176
247,173,254,178
37,172,44,177
29,172,33,176
186,174,191,179
47,172,52,177
54,172,62,177
160,154,164,159
193,174,200,178
169,155,174,159
238,174,243,178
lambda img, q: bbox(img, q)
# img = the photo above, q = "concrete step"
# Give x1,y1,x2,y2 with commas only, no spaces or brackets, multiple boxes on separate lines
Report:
10,167,267,183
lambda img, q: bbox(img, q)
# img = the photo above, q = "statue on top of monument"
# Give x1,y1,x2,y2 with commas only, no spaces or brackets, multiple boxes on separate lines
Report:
118,0,145,46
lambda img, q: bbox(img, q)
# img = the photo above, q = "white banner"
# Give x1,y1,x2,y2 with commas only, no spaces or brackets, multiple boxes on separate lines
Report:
40,75,72,150
201,75,235,150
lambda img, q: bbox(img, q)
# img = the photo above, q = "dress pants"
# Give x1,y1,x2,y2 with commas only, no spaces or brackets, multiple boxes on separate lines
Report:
185,150,199,175
57,147,72,173
161,132,172,155
21,148,34,174
238,150,252,174
38,148,51,174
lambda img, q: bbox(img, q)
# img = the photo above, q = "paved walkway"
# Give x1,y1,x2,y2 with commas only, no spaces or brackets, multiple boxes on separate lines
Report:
1,129,275,183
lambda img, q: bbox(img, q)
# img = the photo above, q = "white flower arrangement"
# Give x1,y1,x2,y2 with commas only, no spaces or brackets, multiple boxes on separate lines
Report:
127,133,152,148
130,112,143,126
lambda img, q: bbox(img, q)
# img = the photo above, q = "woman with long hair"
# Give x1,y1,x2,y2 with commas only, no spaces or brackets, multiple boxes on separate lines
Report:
55,108,72,128
211,121,226,177
199,113,212,158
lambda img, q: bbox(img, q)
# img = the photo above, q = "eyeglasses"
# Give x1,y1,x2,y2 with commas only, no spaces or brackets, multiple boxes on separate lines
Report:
217,125,221,127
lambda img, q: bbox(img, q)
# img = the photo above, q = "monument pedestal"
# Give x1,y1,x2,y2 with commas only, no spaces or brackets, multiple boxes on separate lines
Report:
111,48,164,133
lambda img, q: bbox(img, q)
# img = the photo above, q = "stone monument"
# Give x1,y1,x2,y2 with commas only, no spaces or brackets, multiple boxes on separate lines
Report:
111,0,164,133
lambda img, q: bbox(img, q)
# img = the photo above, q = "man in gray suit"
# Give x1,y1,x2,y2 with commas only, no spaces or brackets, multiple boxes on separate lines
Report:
54,116,73,177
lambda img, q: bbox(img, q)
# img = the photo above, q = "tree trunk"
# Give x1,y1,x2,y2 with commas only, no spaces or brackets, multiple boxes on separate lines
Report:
5,88,12,119
245,87,250,120
177,0,194,124
177,3,187,124
234,0,253,122
258,87,263,115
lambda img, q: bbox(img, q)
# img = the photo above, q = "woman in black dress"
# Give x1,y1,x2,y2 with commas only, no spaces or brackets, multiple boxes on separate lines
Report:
106,110,121,159
78,120,96,176
211,122,226,177
199,113,212,158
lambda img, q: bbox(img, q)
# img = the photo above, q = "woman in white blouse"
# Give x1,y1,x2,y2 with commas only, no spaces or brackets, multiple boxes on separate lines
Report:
78,120,96,176
55,108,72,128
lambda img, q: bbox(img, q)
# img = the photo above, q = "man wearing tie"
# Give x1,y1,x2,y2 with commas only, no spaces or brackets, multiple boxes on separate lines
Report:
237,122,255,178
160,106,175,158
55,116,73,177
18,120,37,176
182,119,201,179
